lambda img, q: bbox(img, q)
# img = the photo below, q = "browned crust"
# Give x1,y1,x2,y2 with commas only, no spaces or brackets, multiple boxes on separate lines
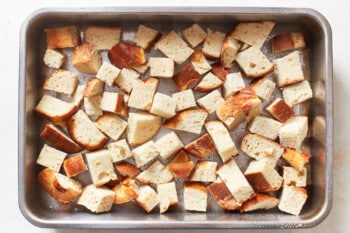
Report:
108,42,146,68
45,26,79,49
211,62,230,81
84,78,104,97
115,161,140,178
266,98,295,123
173,63,201,91
207,181,240,210
72,44,101,74
240,193,279,213
245,171,281,193
163,108,208,130
282,148,311,172
246,64,275,79
170,150,190,163
167,151,194,179
184,182,207,194
194,80,223,92
272,33,294,53
184,133,216,158
35,101,78,125
63,154,87,177
112,178,139,204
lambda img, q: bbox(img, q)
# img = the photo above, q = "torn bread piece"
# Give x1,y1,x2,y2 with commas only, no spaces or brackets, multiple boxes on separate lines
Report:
71,84,85,107
221,35,241,68
134,24,161,51
240,193,279,213
222,72,245,99
128,77,158,111
136,185,159,213
84,95,102,116
77,184,115,213
157,182,179,213
43,49,66,69
190,160,217,182
154,131,184,160
108,139,133,163
184,182,208,212
202,28,226,60
137,160,173,184
84,78,104,97
207,177,240,211
132,140,159,168
95,112,127,141
36,144,67,172
84,26,121,50
182,23,207,48
167,150,194,179
72,43,102,74
194,72,223,92
184,133,216,159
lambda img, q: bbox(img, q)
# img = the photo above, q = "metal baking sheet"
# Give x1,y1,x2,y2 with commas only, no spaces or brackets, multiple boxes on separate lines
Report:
18,7,333,229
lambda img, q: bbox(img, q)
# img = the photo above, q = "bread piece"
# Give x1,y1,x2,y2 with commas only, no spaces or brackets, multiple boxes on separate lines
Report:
128,78,158,111
132,62,149,75
72,44,102,74
67,110,108,151
95,112,127,141
108,139,133,163
112,177,139,204
84,26,121,50
221,35,241,68
190,161,217,182
207,177,240,211
235,46,274,78
43,49,66,69
108,42,146,68
240,193,279,213
202,28,226,60
126,111,162,146
45,26,79,49
132,140,159,168
35,95,78,124
172,89,197,112
223,72,245,99
77,184,115,213
279,116,308,149
84,78,104,97
157,182,179,213
96,62,121,86
184,133,215,159
231,21,275,48
71,85,85,107
115,161,140,177
36,144,67,172
244,159,283,192
114,68,141,94
184,182,207,212
250,77,276,101
247,115,283,140
40,124,82,153
137,160,173,184
167,150,194,179
266,98,295,123
196,89,225,114
100,92,128,117
194,72,223,92
282,148,311,172
273,51,304,87
173,63,201,91
84,95,102,116
38,168,82,204
278,185,307,216
149,57,174,78
134,24,161,51
155,31,194,65
182,23,207,48
217,159,255,205
63,154,87,177
272,32,305,53
205,120,238,162
211,62,230,81
190,49,212,75
136,185,159,213
150,92,176,119
283,166,307,187
282,80,313,107
154,131,184,159
164,108,208,134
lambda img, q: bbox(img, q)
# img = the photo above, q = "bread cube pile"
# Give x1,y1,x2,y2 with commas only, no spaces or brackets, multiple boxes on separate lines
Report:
36,21,312,216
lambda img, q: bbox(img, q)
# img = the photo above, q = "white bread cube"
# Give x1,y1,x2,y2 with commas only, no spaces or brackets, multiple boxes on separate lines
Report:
72,44,102,74
194,72,223,92
283,166,307,187
250,77,276,101
196,89,225,114
278,185,308,216
164,109,208,134
182,23,207,48
184,182,207,212
85,150,117,186
205,120,238,162
266,98,295,123
84,95,102,116
96,62,121,86
157,182,179,213
172,89,197,111
128,78,158,111
77,184,115,213
84,26,121,50
36,144,67,172
221,36,241,68
108,139,132,163
207,177,240,210
132,140,160,168
43,69,78,96
190,49,211,75
150,92,176,119
114,68,141,94
70,85,85,107
100,92,127,117
282,80,313,107
202,28,226,60
223,72,245,99
149,57,174,78
133,24,161,51
247,115,283,140
240,193,279,213
136,185,159,213
154,131,184,159
43,49,66,69
190,161,217,182
95,112,127,141
136,160,173,184
84,78,104,97
279,116,308,149
217,159,255,205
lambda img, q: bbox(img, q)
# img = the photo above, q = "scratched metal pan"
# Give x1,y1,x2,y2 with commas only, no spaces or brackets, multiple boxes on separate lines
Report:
18,7,333,229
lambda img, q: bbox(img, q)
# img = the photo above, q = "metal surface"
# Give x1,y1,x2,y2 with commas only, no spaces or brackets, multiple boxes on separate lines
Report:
18,7,333,229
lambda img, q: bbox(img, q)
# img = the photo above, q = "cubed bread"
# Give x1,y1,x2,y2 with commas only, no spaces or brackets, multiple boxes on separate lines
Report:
196,89,225,114
114,68,141,94
150,92,176,118
134,24,161,51
190,49,212,74
273,51,304,87
72,44,102,74
172,89,197,111
235,46,274,78
240,193,279,213
107,139,133,163
40,124,82,153
43,48,66,69
282,80,313,107
108,42,146,68
71,85,85,107
96,62,121,86
128,78,158,111
149,57,174,78
182,23,207,48
222,72,245,99
173,63,201,91
216,159,255,205
67,110,108,151
136,185,159,213
126,111,162,146
132,140,160,168
184,133,215,159
112,177,139,204
167,150,194,179
137,160,173,184
204,120,238,162
157,182,179,213
282,148,311,172
38,168,82,204
115,161,140,177
184,182,207,212
154,131,184,159
211,62,230,80
190,160,217,182
266,98,295,123
194,72,223,92
202,28,226,60
77,184,115,213
164,108,208,134
221,35,241,68
279,116,308,149
84,26,121,50
86,150,118,186
45,26,79,49
84,78,104,97
63,154,87,177
84,95,102,116
132,62,149,75
278,185,308,216
247,115,283,140
250,77,276,101
155,31,194,64
95,112,127,141
36,144,67,172
207,177,240,211
100,92,128,117
272,32,305,53
283,166,307,187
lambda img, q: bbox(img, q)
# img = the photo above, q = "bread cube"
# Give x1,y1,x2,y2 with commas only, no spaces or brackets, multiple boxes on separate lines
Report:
149,57,174,78
182,23,207,48
282,80,313,107
100,92,127,117
128,78,158,111
207,177,240,210
184,133,215,159
114,68,141,94
45,26,79,49
96,62,121,86
173,63,201,91
250,77,276,101
172,89,197,111
194,72,223,92
78,184,115,213
223,72,245,99
283,166,307,187
63,154,87,177
132,140,160,168
72,44,102,74
240,193,279,213
190,161,217,182
84,78,104,97
95,112,127,141
279,116,308,149
221,36,241,68
43,69,78,96
273,51,304,87
202,28,226,59
43,49,66,68
196,89,225,114
71,85,85,107
84,26,121,50
84,95,102,116
107,139,133,163
266,98,295,123
184,182,207,212
134,24,161,51
136,185,159,213
154,131,184,159
211,62,230,80
157,182,179,213
136,160,173,184
150,92,176,118
272,32,305,53
86,150,117,186
190,49,211,74
112,177,139,204
282,148,311,172
247,115,283,140
278,185,308,215
164,109,208,134
167,150,194,179
115,162,140,177
36,144,67,172
108,41,146,68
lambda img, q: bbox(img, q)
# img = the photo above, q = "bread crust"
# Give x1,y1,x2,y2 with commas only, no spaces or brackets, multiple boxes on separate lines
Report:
108,42,146,68
240,193,279,213
266,98,295,123
63,154,87,177
72,44,102,74
245,171,282,193
184,133,216,158
115,162,140,178
173,63,201,91
45,26,79,49
207,181,240,210
211,62,230,81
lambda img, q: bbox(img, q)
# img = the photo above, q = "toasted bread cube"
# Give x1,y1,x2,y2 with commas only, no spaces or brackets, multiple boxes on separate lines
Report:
63,154,87,177
128,78,158,111
250,77,276,101
84,78,104,97
137,160,173,184
150,92,176,119
45,26,79,49
283,166,307,187
274,51,304,88
157,182,179,213
184,182,207,212
132,140,160,168
136,185,159,213
43,49,66,69
190,161,217,182
194,72,223,92
132,62,149,75
95,112,127,141
207,177,240,211
115,161,140,177
172,89,197,112
282,148,311,172
211,62,230,81
149,57,174,78
223,72,245,99
43,69,78,96
108,42,146,68
184,133,216,159
182,23,207,48
36,144,67,172
190,49,212,74
84,26,121,50
108,139,133,163
278,185,307,216
164,109,208,134
202,28,226,60
134,24,161,51
173,63,201,91
282,80,313,107
96,62,121,86
101,92,127,117
279,116,308,149
196,89,225,114
72,44,102,74
78,184,115,213
114,68,141,94
266,98,295,123
247,115,283,140
112,177,139,204
155,132,184,159
84,95,102,116
167,150,194,179
272,32,305,53
240,193,279,213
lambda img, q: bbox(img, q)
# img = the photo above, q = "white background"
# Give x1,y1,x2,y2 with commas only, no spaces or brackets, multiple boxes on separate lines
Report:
2,0,348,232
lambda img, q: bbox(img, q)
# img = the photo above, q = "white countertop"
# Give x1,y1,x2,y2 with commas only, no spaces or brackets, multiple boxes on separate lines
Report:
2,0,348,232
